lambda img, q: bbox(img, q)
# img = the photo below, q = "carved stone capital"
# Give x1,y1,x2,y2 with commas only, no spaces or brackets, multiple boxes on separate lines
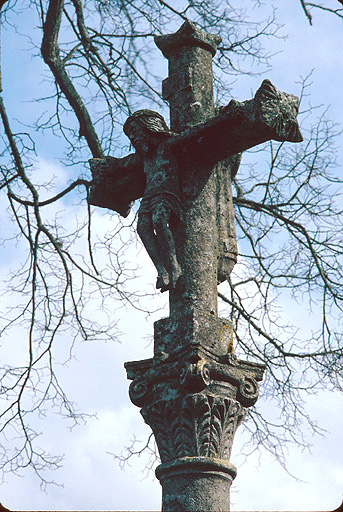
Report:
127,354,263,410
125,309,265,511
126,311,265,410
141,393,245,464
125,311,265,477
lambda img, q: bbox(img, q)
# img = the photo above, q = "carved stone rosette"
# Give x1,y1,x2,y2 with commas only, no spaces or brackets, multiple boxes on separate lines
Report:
125,310,265,511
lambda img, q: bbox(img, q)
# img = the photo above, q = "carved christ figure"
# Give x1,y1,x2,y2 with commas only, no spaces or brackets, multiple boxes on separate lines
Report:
89,79,303,291
123,110,182,291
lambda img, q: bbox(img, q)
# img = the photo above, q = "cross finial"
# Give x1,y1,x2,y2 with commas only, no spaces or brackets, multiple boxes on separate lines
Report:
155,20,222,58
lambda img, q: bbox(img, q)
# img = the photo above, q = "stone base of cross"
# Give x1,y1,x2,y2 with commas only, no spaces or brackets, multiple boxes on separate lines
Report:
125,309,265,511
89,20,302,512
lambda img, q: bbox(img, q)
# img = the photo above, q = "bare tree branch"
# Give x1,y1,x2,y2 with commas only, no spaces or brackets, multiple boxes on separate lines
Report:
41,0,104,158
1,0,343,485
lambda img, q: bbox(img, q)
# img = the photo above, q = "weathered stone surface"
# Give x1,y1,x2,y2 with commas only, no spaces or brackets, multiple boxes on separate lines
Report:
155,21,222,59
126,351,264,410
216,155,240,284
153,309,234,356
155,21,221,133
88,153,145,217
156,457,236,512
114,19,302,512
142,394,245,462
89,77,301,298
125,313,265,511
125,313,265,467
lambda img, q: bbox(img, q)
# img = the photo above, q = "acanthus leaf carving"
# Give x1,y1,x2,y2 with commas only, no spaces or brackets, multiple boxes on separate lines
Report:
208,396,225,457
195,394,212,457
141,401,172,462
170,396,195,459
220,399,246,459
141,393,246,463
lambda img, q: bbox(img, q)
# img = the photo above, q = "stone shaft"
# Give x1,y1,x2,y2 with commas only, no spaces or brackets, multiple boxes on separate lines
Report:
155,21,221,132
161,46,216,132
156,458,236,512
156,22,221,318
124,21,269,512
151,23,243,511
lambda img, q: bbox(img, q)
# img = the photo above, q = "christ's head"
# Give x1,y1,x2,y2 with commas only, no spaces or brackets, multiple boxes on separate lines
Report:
124,109,173,153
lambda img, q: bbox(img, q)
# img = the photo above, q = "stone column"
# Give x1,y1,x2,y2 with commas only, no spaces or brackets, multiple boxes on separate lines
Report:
125,21,266,512
155,22,222,318
125,313,265,511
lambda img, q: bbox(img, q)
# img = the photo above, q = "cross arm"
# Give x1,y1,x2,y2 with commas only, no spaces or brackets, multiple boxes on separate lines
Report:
88,153,145,217
171,79,303,167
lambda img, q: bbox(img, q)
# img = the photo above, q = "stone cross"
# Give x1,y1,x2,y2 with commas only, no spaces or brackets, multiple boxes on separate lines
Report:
89,21,301,319
89,21,302,512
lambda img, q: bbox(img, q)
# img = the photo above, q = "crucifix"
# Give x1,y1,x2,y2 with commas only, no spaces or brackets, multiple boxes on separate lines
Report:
89,21,302,512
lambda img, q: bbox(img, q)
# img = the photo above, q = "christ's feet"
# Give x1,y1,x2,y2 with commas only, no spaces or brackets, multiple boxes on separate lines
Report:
156,271,169,292
156,264,182,293
170,263,182,288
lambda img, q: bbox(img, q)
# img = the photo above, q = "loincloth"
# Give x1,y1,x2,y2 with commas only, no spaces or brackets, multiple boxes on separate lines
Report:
138,192,182,221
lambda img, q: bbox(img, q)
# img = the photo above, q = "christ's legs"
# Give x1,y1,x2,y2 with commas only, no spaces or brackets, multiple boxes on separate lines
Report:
152,205,182,290
137,212,169,290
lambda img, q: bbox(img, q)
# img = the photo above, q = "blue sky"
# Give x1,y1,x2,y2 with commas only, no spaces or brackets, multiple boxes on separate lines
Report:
0,2,343,510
